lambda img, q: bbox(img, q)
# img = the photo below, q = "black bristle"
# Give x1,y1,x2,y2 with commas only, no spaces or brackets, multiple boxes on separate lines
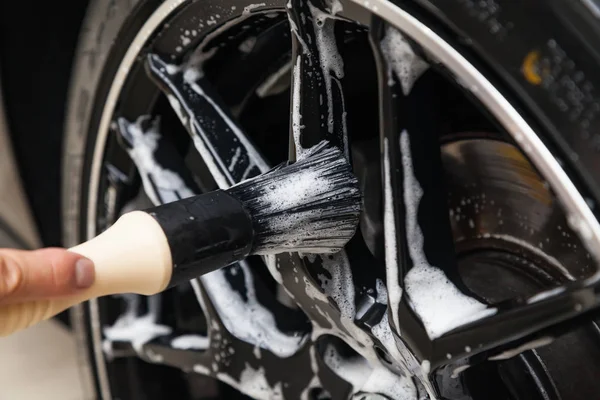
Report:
226,142,362,254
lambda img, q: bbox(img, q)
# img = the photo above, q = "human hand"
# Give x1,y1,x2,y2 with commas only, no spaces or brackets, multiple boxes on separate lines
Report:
0,248,95,305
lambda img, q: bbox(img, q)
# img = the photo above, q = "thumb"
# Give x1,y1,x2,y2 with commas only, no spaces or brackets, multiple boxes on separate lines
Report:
0,248,95,304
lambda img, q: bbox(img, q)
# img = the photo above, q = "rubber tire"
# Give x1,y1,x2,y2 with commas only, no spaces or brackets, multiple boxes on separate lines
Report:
62,0,600,398
63,1,142,397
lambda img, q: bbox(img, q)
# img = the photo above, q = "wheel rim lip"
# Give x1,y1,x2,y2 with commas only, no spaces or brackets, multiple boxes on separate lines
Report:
82,0,600,397
85,1,187,395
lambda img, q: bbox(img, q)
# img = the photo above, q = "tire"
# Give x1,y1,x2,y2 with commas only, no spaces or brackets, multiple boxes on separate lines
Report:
62,0,600,398
63,1,141,397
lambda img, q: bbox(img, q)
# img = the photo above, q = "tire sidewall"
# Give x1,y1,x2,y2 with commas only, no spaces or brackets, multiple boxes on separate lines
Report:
62,1,140,398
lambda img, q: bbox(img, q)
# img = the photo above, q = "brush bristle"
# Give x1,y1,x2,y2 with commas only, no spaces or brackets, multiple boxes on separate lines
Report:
226,142,362,254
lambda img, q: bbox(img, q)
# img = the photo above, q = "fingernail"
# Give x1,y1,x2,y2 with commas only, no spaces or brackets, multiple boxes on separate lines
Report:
75,258,95,289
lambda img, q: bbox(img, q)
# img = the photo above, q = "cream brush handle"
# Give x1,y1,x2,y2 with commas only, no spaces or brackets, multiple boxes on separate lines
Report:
0,211,173,337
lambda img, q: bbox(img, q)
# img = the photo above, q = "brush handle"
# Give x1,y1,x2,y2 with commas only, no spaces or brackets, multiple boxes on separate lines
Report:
0,211,173,337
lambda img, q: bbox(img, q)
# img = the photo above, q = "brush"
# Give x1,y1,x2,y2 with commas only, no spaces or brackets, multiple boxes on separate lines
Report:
0,142,361,336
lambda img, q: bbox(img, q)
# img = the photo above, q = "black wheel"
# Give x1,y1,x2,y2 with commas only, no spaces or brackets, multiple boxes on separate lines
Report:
63,0,600,398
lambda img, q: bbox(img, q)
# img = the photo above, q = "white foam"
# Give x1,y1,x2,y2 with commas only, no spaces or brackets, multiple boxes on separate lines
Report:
103,295,171,354
122,116,194,206
361,365,417,400
253,144,359,254
370,312,410,373
201,261,307,358
183,46,218,80
291,56,307,159
300,346,323,400
303,253,420,390
400,130,497,339
217,363,283,400
264,254,283,284
323,343,368,390
253,346,262,359
330,0,343,14
145,348,164,363
171,334,209,350
380,27,429,95
319,253,355,319
243,3,266,15
308,3,346,136
323,343,417,399
375,278,387,304
260,168,328,213
119,103,304,386
228,147,242,172
383,138,402,331
193,364,210,375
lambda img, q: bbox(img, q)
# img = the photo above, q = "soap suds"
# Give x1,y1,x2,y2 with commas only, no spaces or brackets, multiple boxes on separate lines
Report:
116,109,301,366
308,2,345,135
117,116,194,206
323,343,417,399
400,130,497,339
319,253,355,320
228,147,242,172
217,363,283,400
103,295,171,355
300,346,323,400
202,261,307,358
380,27,429,95
292,56,306,159
171,334,210,350
260,168,326,212
243,3,265,15
383,138,402,331
253,346,262,359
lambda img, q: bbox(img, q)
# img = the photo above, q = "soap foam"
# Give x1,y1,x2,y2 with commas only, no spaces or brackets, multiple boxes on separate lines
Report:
380,27,429,95
400,130,497,339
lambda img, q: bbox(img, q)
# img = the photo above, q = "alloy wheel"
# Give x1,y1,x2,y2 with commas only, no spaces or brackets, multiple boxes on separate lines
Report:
74,0,600,398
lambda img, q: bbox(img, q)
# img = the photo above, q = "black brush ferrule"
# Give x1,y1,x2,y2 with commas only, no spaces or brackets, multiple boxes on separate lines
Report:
146,190,254,287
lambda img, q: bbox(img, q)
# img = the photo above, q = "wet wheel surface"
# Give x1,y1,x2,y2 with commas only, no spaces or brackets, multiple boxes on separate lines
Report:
62,0,600,398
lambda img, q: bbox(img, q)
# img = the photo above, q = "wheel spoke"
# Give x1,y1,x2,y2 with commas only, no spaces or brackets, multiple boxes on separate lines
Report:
287,0,348,159
280,3,421,395
370,20,484,354
145,52,269,188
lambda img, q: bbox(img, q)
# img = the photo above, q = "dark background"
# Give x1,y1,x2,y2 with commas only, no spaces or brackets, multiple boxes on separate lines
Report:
0,1,91,248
